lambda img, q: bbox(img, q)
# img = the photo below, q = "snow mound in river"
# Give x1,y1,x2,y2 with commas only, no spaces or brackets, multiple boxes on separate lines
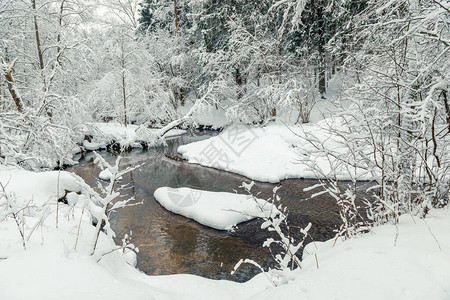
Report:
154,187,278,230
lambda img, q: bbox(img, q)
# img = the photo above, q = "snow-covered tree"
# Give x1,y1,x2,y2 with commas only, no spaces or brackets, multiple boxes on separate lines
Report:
329,0,450,221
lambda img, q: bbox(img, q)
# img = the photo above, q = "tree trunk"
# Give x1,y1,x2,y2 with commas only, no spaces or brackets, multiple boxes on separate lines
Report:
32,0,52,118
317,5,326,98
235,68,245,100
32,0,45,73
121,35,127,127
122,70,127,127
318,56,326,98
56,0,66,66
398,0,420,208
2,58,24,113
173,0,179,35
0,68,2,105
442,90,450,133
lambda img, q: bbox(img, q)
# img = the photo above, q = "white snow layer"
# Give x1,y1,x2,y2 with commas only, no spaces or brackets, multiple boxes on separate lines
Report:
98,169,123,181
82,122,186,151
178,102,229,129
154,187,277,230
178,120,374,183
0,165,83,207
249,209,450,300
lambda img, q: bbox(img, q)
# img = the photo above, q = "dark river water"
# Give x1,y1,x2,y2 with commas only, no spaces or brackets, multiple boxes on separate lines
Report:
69,131,373,282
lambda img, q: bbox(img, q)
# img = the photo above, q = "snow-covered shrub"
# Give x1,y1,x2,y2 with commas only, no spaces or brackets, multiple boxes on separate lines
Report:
309,180,372,241
87,152,143,258
232,182,312,286
280,70,318,124
0,183,27,250
0,111,79,170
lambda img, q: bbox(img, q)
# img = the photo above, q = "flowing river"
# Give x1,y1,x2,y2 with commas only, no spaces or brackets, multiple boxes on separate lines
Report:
69,131,372,282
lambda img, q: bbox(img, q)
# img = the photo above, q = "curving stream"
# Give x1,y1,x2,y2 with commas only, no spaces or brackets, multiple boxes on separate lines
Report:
69,131,372,282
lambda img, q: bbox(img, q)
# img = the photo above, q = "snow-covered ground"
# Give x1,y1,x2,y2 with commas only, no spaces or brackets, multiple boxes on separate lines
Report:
81,123,186,151
0,166,84,207
1,166,449,299
178,119,373,183
154,187,278,230
251,209,450,299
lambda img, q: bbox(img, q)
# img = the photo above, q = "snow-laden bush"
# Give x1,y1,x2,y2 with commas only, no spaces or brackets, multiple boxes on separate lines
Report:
232,182,312,286
0,182,28,250
0,111,80,170
87,153,143,260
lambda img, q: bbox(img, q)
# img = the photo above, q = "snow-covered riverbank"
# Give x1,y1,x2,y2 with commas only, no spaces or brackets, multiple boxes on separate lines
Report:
252,208,450,299
178,119,375,183
81,123,186,151
1,166,449,299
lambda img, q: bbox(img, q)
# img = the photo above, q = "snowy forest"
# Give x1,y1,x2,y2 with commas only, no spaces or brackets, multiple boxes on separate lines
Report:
0,0,449,299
